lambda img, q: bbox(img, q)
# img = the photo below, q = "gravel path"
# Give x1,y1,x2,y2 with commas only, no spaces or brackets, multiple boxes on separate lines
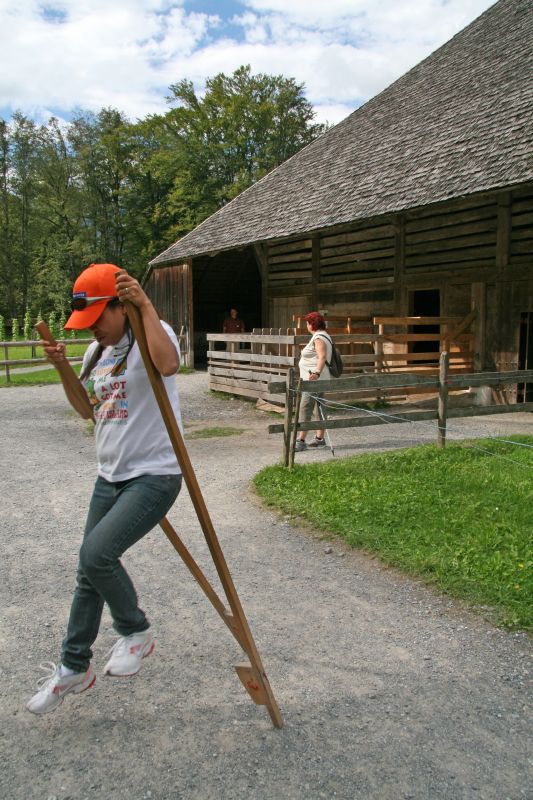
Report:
1,373,532,800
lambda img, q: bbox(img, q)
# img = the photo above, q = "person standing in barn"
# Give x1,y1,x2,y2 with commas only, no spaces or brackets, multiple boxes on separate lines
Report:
223,307,245,334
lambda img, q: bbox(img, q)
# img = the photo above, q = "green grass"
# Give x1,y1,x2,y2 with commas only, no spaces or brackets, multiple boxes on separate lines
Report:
209,390,237,401
254,436,533,630
185,426,244,439
0,337,90,369
0,363,82,386
0,361,193,387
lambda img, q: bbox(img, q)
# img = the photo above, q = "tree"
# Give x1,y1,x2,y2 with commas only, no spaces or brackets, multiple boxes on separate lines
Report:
164,65,326,232
68,109,137,266
6,113,42,316
0,119,13,318
0,66,326,310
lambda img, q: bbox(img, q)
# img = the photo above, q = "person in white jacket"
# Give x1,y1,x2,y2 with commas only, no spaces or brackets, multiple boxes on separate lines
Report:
295,311,332,452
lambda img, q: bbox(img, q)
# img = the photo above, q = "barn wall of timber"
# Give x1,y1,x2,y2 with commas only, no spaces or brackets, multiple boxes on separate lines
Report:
264,184,533,371
146,183,532,374
144,262,190,334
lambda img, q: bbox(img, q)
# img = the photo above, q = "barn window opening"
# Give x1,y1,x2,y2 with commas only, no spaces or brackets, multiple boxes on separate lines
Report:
409,288,441,356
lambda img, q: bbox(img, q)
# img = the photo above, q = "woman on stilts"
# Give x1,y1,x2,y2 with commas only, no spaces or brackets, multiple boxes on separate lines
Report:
27,263,183,715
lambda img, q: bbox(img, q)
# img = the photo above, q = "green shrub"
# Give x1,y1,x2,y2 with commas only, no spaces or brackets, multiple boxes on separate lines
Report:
23,309,32,341
48,311,58,340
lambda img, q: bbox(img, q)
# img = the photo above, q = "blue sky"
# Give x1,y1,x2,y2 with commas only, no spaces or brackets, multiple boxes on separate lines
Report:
0,0,496,127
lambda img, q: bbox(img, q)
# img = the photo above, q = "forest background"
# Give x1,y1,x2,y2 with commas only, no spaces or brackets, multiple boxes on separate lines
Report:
0,65,326,325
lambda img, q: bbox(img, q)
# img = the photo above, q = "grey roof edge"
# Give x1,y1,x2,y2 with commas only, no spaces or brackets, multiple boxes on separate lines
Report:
148,177,533,268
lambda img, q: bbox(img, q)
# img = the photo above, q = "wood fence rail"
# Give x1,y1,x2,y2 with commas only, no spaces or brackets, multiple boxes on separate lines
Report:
0,338,93,383
267,355,533,467
206,312,476,404
1,326,187,383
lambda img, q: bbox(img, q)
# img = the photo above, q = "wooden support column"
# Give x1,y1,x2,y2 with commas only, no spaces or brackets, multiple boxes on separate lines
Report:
185,258,194,368
494,192,517,401
495,192,513,373
311,234,320,310
472,282,486,372
253,243,269,327
393,214,406,316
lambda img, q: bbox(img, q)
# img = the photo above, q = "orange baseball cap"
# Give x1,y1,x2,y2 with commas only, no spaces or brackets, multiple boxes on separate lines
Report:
64,263,121,329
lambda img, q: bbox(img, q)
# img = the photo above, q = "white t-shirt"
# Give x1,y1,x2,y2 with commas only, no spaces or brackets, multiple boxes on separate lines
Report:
299,332,333,381
82,321,183,481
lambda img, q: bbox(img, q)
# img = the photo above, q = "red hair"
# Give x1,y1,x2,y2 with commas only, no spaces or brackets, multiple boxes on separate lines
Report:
304,312,326,331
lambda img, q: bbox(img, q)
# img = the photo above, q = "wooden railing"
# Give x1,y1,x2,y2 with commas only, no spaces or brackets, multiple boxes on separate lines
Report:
206,312,476,403
1,326,188,382
0,338,93,382
268,359,533,466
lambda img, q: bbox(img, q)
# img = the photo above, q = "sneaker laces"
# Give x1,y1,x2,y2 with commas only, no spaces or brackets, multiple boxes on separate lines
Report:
104,636,129,660
35,661,60,691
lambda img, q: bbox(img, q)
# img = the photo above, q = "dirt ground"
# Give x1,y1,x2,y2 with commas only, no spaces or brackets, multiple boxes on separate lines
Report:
1,372,532,800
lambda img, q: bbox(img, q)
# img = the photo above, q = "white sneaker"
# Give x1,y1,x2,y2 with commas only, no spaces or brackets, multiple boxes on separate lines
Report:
26,662,96,715
104,629,154,677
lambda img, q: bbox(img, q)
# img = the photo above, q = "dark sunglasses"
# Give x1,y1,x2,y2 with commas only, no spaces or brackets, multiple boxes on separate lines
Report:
70,295,116,311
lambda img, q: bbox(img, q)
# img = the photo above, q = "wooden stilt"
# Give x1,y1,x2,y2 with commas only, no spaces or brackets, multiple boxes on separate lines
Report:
124,304,283,728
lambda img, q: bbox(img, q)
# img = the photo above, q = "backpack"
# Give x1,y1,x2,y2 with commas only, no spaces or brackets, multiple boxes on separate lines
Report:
317,333,344,378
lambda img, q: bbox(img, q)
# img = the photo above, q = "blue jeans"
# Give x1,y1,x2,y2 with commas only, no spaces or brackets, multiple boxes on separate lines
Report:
62,473,182,672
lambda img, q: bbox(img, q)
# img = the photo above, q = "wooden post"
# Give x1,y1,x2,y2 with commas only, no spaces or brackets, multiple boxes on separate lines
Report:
377,325,384,372
4,343,10,383
289,378,303,470
283,368,295,466
438,351,449,448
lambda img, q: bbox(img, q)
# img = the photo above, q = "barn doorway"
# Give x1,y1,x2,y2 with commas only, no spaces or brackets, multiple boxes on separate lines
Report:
409,288,441,355
192,247,262,367
518,312,533,402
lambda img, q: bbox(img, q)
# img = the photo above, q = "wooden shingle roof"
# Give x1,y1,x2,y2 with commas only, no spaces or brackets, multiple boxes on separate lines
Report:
151,0,533,266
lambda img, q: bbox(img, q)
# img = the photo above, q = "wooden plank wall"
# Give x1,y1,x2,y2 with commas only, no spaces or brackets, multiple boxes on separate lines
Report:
264,185,533,381
144,262,192,364
403,197,497,278
267,238,313,287
265,186,532,296
510,187,533,268
319,222,395,282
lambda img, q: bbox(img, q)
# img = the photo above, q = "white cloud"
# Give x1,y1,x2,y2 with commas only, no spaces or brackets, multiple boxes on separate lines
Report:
0,0,496,125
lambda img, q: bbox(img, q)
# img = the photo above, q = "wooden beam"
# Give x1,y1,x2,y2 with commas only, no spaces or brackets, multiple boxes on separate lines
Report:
267,401,533,434
496,191,511,276
393,214,405,315
311,234,320,308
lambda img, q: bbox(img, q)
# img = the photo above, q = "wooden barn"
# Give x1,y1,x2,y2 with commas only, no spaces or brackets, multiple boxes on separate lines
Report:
145,0,533,384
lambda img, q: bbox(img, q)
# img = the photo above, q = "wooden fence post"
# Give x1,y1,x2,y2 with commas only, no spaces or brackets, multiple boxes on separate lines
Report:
4,343,10,383
283,368,295,466
289,378,303,470
438,351,449,448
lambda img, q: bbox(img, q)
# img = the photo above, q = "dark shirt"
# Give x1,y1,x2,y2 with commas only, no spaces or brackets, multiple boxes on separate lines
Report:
223,317,245,333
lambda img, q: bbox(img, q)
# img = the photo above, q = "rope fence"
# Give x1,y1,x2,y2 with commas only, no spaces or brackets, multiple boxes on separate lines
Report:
267,354,533,467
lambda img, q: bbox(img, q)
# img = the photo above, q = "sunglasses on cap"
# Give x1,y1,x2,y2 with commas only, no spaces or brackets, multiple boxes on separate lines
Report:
70,295,116,311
